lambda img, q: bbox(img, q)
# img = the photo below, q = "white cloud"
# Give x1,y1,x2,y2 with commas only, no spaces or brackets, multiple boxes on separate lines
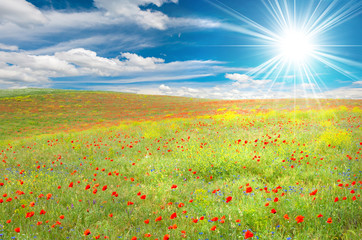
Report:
0,48,223,88
225,73,250,82
159,84,171,91
352,81,362,85
226,73,271,89
0,43,18,51
93,0,180,30
0,0,47,27
323,87,362,99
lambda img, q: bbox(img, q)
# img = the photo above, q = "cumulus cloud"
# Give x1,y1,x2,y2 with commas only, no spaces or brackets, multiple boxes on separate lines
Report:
352,81,362,85
0,0,47,27
225,73,250,82
0,43,18,51
225,73,271,89
0,48,223,88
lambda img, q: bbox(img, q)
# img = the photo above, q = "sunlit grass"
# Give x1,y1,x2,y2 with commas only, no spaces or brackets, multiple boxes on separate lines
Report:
0,89,361,240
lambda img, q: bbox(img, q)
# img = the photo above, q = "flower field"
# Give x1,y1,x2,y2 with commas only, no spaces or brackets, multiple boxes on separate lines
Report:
0,89,361,240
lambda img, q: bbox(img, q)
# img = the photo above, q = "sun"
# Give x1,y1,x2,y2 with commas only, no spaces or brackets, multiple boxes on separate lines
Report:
278,30,314,63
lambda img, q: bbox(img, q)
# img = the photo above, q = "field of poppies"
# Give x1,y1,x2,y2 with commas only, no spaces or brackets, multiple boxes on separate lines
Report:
0,89,361,240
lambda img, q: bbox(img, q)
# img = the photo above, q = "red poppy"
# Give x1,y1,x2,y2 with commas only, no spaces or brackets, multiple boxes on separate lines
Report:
84,229,91,235
310,189,318,196
127,201,134,206
85,184,90,190
226,196,232,203
144,219,150,224
171,184,177,189
155,216,162,222
40,209,46,215
140,195,146,199
210,226,216,231
170,212,177,219
163,234,170,240
102,185,107,191
244,230,254,239
211,217,218,221
271,209,276,214
59,215,64,219
26,211,35,218
317,214,323,218
327,217,332,223
296,215,304,223
284,214,289,220
14,228,20,233
246,187,253,193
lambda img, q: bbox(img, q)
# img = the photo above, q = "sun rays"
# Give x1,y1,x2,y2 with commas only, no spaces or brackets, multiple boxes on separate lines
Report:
207,0,362,99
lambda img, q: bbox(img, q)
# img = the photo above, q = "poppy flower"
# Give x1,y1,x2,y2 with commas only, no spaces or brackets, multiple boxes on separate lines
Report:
170,212,177,219
226,196,232,203
178,203,184,208
102,185,107,191
274,197,279,202
200,216,204,220
26,211,35,218
40,209,46,215
37,221,42,225
211,217,218,221
334,197,339,202
244,230,254,239
310,189,318,196
271,209,276,214
6,219,11,223
85,184,90,190
14,228,20,233
84,229,91,235
69,182,73,188
210,226,216,231
193,218,198,223
155,216,162,222
171,184,177,189
163,234,170,240
317,214,323,218
59,215,64,219
144,219,150,224
131,237,137,240
127,201,134,206
246,187,253,193
296,215,304,223
140,195,146,199
327,217,332,223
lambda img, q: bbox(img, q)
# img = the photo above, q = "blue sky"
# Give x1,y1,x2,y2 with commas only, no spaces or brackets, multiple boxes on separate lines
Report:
0,0,361,99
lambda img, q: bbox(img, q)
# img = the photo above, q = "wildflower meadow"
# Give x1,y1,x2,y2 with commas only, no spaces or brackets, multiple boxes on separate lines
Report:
0,89,361,240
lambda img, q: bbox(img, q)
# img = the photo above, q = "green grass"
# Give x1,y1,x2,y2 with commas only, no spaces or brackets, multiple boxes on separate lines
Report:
0,90,361,240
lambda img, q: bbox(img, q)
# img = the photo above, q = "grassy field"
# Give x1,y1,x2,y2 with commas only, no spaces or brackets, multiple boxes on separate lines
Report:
0,89,361,240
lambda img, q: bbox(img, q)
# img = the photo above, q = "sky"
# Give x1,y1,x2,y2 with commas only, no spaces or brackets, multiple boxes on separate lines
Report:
0,0,361,99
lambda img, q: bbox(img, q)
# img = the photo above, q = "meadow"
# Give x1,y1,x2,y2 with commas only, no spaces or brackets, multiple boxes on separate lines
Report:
0,89,361,240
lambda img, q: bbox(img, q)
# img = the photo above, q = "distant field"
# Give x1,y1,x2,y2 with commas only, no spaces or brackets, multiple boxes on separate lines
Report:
0,89,361,240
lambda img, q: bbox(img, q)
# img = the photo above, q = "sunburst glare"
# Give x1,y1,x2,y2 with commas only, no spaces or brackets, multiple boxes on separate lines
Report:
207,0,362,99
